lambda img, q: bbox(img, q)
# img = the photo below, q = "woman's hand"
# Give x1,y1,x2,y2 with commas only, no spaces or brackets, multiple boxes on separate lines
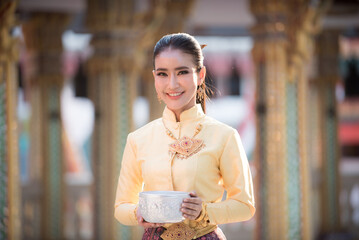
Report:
181,192,203,220
136,208,163,229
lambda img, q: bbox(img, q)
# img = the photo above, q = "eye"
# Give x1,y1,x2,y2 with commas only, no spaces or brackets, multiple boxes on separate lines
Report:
156,72,167,77
178,70,189,75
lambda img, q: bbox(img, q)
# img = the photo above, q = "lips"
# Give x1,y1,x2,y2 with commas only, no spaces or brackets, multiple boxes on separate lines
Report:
167,92,184,97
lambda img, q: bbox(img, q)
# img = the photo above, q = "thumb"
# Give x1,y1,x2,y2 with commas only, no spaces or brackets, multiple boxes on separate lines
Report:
189,191,197,197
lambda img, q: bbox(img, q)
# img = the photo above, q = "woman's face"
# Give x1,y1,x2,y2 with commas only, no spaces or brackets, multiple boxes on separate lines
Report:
153,49,205,118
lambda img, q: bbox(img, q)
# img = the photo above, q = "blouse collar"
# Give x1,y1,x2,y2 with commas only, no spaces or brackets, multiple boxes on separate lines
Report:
162,104,205,123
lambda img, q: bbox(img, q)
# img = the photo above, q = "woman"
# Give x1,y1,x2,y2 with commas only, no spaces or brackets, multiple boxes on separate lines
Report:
114,33,255,240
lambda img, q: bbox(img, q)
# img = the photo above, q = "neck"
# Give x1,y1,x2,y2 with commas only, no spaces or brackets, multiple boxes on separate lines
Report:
167,101,198,122
174,112,180,122
168,108,185,122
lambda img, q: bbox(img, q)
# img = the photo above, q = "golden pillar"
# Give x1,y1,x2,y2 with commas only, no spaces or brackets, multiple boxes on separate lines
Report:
22,13,69,239
85,4,136,240
85,1,174,239
86,1,195,238
286,3,328,239
86,36,135,240
251,2,288,239
251,1,330,239
0,1,21,239
316,29,341,233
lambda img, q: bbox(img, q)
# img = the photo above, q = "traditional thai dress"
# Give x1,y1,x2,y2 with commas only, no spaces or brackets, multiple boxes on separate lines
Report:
114,104,255,240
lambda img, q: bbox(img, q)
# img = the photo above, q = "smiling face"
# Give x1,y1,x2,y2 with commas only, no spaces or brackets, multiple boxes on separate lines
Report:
153,48,205,121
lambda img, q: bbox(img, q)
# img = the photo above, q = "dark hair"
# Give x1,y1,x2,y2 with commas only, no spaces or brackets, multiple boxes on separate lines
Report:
153,33,209,112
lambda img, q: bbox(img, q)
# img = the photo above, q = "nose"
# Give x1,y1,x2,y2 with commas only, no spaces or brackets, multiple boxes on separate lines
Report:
169,73,179,89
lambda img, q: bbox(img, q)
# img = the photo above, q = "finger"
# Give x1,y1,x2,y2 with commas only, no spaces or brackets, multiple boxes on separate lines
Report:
138,218,150,228
183,197,202,205
138,216,144,223
136,211,145,223
145,223,158,228
143,223,154,229
181,207,200,217
138,217,159,228
141,218,163,226
184,197,202,203
182,202,201,211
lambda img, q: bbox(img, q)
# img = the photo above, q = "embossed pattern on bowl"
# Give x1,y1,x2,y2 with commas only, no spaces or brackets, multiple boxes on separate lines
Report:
139,191,190,223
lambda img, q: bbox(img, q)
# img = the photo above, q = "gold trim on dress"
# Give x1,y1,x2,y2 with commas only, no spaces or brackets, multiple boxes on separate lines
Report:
161,222,196,240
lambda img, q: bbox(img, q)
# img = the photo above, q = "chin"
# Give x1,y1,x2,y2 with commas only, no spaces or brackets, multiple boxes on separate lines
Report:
165,102,182,109
166,105,183,111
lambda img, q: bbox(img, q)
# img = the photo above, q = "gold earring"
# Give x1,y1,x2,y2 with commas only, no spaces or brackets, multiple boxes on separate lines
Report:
197,84,204,102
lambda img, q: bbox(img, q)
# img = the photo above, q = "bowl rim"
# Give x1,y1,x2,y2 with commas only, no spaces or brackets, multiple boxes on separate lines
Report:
139,190,189,198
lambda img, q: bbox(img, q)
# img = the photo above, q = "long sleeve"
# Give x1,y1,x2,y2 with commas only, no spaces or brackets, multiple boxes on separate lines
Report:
206,129,255,225
114,133,142,225
114,104,256,230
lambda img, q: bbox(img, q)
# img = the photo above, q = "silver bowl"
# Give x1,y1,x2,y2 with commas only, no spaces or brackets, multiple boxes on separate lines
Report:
139,191,190,223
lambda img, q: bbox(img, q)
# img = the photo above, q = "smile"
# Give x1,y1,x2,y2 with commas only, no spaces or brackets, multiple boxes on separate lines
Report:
167,92,183,97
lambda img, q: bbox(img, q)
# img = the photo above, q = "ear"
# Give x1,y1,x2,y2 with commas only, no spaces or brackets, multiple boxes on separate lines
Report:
198,66,206,85
152,70,156,79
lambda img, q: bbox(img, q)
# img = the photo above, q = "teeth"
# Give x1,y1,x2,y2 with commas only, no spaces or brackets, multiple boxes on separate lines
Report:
168,92,182,97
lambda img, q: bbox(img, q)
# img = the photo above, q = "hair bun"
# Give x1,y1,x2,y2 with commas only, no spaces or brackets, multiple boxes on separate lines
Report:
200,44,207,49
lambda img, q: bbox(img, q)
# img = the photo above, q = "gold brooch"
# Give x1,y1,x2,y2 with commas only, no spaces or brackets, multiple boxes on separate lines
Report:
164,122,205,159
169,136,205,159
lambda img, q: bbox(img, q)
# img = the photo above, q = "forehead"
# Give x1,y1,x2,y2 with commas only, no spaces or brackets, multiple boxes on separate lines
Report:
155,49,194,68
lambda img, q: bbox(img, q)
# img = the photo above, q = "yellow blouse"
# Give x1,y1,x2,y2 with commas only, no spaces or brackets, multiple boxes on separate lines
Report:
114,104,255,232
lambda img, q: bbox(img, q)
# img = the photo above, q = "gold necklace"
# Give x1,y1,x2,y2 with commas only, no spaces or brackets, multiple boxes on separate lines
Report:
163,121,205,159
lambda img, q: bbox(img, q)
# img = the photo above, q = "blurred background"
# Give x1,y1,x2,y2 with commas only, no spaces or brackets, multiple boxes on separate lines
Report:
1,0,359,239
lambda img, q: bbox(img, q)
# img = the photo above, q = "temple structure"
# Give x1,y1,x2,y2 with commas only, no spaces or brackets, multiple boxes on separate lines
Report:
1,0,358,239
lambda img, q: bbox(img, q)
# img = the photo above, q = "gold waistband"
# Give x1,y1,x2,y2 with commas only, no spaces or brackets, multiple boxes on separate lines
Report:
161,222,217,240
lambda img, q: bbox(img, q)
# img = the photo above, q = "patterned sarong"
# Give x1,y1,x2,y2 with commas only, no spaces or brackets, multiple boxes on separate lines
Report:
142,226,226,240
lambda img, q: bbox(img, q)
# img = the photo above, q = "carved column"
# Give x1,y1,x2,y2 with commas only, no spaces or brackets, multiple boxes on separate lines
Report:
316,29,341,233
0,1,21,239
22,13,69,239
86,6,135,240
285,3,326,240
251,1,331,239
250,2,289,239
85,1,169,239
86,34,135,240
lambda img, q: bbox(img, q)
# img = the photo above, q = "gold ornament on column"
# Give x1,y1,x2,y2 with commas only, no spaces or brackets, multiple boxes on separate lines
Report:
0,1,21,239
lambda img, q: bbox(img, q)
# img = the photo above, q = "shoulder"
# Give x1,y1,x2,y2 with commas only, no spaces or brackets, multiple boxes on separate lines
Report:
200,116,242,155
202,115,238,137
127,118,163,142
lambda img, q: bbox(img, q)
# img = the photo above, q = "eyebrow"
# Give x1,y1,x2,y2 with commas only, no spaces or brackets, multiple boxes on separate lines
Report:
155,66,190,71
